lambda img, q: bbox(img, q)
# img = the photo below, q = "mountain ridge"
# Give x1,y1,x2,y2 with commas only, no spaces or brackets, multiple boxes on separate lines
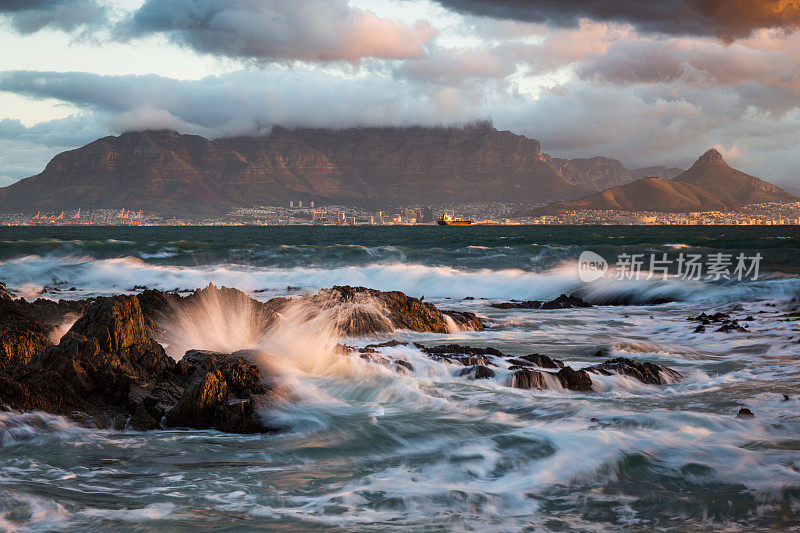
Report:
538,149,796,215
0,125,647,216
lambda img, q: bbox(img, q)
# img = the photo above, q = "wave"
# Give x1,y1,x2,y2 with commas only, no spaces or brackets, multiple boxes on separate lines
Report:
0,411,81,446
2,254,799,304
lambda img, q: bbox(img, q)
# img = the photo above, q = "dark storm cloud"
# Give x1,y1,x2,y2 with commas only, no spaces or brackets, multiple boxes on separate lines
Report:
434,0,800,40
0,0,107,34
121,0,436,62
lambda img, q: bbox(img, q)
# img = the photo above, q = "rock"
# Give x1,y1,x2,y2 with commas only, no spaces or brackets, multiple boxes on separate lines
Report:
165,350,271,433
459,365,495,380
0,281,12,300
0,329,51,368
511,353,564,369
421,344,502,366
716,322,748,333
422,344,504,357
693,325,706,333
510,369,546,389
299,286,484,335
491,300,543,309
783,393,791,401
555,367,594,391
584,357,682,385
737,407,755,419
540,294,592,309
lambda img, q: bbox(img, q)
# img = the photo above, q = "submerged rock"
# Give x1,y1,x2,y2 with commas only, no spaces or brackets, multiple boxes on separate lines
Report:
459,365,495,380
585,357,682,385
540,294,592,309
510,369,546,389
737,407,755,419
508,353,564,369
491,300,543,309
490,294,591,310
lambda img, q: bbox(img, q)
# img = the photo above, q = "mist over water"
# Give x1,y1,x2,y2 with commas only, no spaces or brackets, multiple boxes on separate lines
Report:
1,226,799,530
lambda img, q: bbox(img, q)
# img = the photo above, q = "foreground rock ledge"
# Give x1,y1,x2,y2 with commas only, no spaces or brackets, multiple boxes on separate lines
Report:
0,296,279,433
0,284,484,432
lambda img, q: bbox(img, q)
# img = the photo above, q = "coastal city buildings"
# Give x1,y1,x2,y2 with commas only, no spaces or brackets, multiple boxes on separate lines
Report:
1,201,798,226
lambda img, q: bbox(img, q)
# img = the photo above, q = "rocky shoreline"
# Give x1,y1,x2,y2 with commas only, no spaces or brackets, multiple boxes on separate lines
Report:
1,282,683,434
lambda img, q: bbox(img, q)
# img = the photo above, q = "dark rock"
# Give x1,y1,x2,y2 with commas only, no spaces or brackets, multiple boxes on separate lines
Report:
394,360,414,373
584,357,682,385
555,366,594,391
0,329,50,368
540,294,592,309
164,350,271,433
510,369,546,390
693,325,706,333
515,353,564,369
422,344,504,357
491,300,543,309
459,365,495,380
782,393,790,401
715,322,748,333
737,407,755,419
298,286,484,335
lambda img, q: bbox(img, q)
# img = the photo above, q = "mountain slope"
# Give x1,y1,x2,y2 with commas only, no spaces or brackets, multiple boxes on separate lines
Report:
0,126,595,215
544,177,728,213
537,149,796,214
673,149,796,205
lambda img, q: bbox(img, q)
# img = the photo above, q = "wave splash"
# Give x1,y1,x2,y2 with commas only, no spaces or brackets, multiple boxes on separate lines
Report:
3,254,799,304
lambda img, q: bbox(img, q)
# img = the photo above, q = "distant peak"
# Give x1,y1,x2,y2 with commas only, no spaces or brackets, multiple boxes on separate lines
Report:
696,148,727,166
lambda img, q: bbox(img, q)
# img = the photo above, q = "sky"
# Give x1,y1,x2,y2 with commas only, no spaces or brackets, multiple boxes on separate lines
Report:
1,0,800,190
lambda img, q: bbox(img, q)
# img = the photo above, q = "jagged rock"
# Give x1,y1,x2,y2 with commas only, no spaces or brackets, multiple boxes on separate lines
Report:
459,365,495,380
0,329,50,368
164,350,271,433
540,294,592,309
585,357,681,385
0,295,273,434
303,286,484,335
555,367,594,391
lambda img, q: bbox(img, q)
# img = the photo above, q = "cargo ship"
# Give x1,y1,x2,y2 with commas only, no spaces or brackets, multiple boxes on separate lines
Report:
436,213,473,226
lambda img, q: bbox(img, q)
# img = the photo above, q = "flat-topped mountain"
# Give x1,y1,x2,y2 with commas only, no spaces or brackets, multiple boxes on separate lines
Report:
539,149,795,214
0,125,634,216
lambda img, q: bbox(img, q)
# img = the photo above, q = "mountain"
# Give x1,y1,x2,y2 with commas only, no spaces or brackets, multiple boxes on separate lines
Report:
0,125,599,216
630,166,684,180
548,156,634,190
538,149,796,214
672,149,796,205
543,177,728,213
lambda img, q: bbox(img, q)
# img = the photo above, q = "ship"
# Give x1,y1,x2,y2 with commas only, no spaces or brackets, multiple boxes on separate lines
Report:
436,213,473,226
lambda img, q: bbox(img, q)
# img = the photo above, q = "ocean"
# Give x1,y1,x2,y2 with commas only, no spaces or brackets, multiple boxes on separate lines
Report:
1,225,799,530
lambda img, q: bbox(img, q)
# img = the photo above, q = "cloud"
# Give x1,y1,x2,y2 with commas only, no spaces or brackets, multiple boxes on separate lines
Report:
0,68,485,137
434,0,800,41
121,0,437,63
0,0,107,34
